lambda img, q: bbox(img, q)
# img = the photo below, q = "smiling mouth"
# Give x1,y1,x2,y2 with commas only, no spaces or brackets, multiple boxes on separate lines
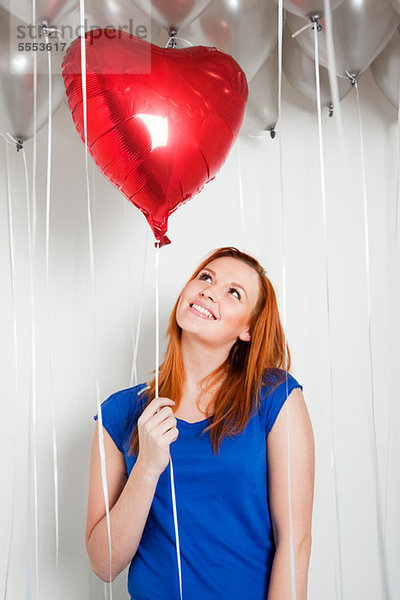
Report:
189,303,217,320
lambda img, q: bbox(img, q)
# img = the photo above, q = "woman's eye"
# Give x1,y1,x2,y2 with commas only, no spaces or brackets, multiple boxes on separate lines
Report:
230,288,241,300
199,272,212,282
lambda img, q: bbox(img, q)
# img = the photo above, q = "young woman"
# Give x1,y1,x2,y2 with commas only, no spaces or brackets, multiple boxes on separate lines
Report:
86,246,315,600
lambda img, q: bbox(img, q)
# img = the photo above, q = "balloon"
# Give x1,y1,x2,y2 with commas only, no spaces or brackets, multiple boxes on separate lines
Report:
241,46,278,137
62,30,248,246
131,0,213,31
66,0,161,44
286,0,399,80
1,0,77,24
388,0,400,14
283,23,352,109
281,0,343,19
0,5,65,147
180,0,278,82
371,27,400,109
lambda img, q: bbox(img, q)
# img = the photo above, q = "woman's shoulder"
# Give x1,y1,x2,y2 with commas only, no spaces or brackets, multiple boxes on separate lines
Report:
93,382,150,452
259,369,303,435
260,368,303,397
94,382,150,423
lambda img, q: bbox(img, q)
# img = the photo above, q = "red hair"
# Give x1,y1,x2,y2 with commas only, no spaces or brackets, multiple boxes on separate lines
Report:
128,246,291,456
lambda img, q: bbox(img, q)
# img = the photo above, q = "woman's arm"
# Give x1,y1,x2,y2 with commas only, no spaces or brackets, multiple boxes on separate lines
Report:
85,424,159,582
266,387,315,600
85,396,178,582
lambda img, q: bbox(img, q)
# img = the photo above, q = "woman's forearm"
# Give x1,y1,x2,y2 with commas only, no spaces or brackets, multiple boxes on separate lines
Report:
267,538,312,600
86,459,159,582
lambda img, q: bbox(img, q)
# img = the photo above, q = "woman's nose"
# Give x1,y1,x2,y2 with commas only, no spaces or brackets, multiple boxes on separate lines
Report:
201,288,216,302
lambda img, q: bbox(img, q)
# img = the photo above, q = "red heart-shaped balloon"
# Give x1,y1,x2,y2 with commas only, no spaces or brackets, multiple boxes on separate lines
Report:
62,30,248,246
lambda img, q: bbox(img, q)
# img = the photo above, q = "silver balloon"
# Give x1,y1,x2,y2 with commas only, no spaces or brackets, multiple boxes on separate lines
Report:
283,23,352,109
371,27,400,109
180,0,277,83
64,0,161,47
131,0,213,31
281,0,343,19
0,5,65,144
286,0,399,79
241,46,278,137
0,0,78,24
389,0,400,15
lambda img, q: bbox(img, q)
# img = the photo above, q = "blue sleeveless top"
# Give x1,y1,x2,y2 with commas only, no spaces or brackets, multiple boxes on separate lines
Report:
93,370,303,600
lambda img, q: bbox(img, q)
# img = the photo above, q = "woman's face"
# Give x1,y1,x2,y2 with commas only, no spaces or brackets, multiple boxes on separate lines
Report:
176,256,261,348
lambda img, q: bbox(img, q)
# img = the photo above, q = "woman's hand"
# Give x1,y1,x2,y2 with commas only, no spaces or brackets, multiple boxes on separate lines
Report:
136,397,179,478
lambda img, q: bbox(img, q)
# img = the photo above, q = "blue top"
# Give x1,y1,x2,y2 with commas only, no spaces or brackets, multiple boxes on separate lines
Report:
93,370,303,600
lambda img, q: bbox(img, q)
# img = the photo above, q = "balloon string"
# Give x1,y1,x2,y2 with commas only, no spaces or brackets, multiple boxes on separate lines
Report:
21,145,39,600
277,0,283,122
32,14,37,258
129,226,149,388
354,82,390,600
154,243,183,600
394,83,400,249
45,36,60,595
78,1,113,596
322,0,345,147
276,8,296,592
3,142,20,600
382,196,399,600
278,132,296,600
237,139,245,243
290,21,314,39
313,25,344,600
31,5,39,594
155,243,160,397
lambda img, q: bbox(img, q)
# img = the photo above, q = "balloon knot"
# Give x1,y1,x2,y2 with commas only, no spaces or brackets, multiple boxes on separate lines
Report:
167,27,178,48
154,235,171,248
308,13,323,32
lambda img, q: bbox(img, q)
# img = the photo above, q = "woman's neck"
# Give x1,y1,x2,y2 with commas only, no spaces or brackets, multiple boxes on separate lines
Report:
180,331,231,393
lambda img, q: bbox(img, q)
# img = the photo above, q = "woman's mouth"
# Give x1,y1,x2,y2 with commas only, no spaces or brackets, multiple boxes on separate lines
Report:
189,303,217,320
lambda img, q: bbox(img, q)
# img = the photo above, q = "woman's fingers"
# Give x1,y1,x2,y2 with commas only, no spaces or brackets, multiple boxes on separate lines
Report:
138,396,175,427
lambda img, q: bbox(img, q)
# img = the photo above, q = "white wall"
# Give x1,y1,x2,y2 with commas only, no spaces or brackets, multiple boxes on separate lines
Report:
0,69,399,599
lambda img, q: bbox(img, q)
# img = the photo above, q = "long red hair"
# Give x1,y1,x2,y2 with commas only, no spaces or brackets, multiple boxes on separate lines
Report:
128,246,291,456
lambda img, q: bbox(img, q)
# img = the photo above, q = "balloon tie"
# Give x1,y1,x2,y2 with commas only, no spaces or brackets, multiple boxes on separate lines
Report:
313,23,344,600
129,227,149,388
0,132,24,151
346,71,359,86
166,27,178,48
291,13,322,40
44,32,60,591
354,81,390,599
154,243,183,600
39,22,61,38
3,140,20,600
77,0,114,595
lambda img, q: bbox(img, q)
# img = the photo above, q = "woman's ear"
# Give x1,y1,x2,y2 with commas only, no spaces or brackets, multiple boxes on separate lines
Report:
239,330,251,342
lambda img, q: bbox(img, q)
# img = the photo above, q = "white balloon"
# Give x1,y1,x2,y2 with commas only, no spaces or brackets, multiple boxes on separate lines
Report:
286,0,399,79
371,27,400,109
281,0,343,19
388,0,400,15
1,0,77,24
63,0,161,48
0,5,65,144
283,23,352,109
180,0,277,83
241,46,278,137
131,0,213,31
